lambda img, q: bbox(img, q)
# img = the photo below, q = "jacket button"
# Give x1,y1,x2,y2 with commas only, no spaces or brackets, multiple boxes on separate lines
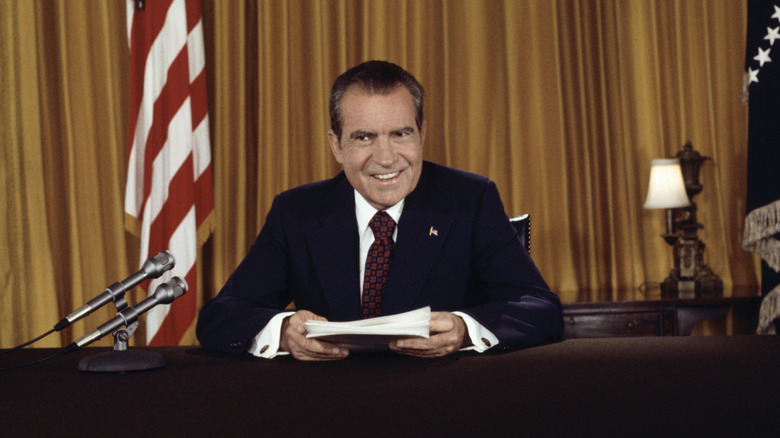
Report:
230,341,244,350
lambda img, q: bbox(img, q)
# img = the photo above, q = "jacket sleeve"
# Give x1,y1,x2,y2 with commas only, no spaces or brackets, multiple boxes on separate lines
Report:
458,181,564,351
196,196,292,355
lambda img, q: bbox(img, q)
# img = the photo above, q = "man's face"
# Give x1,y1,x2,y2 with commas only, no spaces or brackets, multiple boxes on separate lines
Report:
328,85,425,211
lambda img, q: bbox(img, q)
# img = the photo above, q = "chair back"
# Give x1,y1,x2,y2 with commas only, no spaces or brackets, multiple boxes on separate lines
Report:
509,214,531,254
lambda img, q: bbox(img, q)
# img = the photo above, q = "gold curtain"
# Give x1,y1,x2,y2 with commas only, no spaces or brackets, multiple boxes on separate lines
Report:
0,0,754,348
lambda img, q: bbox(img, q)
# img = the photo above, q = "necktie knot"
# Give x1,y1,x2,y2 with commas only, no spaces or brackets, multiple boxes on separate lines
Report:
369,211,395,242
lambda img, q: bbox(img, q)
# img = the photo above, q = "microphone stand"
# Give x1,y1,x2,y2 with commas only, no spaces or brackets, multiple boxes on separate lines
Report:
77,296,166,373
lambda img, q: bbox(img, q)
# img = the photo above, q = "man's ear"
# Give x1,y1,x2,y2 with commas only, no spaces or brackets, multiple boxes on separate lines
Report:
419,121,427,147
328,130,344,164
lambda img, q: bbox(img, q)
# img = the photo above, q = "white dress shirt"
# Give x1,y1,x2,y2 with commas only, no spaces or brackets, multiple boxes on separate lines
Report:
248,190,499,358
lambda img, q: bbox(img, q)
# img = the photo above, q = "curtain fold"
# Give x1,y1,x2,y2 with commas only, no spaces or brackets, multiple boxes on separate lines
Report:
1,1,60,347
0,0,754,347
1,1,133,347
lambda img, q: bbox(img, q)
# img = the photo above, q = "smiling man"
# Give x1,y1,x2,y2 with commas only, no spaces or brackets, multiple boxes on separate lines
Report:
328,84,424,212
196,61,563,361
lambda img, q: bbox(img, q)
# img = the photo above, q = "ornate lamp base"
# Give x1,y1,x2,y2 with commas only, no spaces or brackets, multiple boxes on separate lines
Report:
661,238,723,299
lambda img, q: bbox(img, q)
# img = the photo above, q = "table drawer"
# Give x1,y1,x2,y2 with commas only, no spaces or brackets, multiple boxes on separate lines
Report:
563,311,674,338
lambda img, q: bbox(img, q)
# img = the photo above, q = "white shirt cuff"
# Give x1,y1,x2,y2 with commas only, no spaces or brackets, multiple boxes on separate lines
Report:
247,311,295,358
453,311,499,352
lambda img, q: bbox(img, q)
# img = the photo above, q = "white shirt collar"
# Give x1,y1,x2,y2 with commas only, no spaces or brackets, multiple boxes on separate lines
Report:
354,190,404,235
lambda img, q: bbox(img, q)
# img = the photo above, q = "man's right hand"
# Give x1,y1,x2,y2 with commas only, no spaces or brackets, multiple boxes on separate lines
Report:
279,310,349,361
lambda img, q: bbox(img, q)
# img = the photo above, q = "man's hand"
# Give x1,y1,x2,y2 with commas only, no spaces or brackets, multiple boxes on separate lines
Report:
279,310,349,361
389,311,471,358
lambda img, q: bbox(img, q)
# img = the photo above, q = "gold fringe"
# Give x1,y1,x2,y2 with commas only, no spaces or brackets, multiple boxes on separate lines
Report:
124,212,142,238
197,210,216,248
743,199,780,272
125,209,215,249
757,284,780,335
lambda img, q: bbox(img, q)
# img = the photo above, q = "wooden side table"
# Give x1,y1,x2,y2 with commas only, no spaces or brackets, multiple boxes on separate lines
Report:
562,295,761,338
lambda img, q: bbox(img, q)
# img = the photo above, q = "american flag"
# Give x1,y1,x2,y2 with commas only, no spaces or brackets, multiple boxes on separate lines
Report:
125,0,214,345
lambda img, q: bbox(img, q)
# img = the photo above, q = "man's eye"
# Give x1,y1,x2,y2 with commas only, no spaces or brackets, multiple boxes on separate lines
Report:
351,132,372,142
392,129,413,138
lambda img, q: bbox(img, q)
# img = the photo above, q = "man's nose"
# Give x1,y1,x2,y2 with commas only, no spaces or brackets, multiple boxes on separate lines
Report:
373,137,395,166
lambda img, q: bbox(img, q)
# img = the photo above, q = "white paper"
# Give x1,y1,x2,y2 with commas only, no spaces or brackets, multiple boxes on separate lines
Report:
304,306,431,351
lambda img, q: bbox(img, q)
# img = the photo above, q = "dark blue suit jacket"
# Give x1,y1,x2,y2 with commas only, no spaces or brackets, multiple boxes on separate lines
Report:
197,161,563,354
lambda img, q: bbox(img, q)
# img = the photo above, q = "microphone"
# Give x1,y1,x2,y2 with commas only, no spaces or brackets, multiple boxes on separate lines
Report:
64,277,188,352
54,251,175,331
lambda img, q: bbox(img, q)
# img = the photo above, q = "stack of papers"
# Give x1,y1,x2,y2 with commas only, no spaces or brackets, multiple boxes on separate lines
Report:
304,306,431,351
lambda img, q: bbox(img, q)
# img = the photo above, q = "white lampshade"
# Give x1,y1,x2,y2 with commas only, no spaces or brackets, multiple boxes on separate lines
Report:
643,158,691,209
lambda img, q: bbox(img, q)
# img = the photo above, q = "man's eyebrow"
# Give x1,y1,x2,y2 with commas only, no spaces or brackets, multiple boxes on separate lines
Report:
349,130,375,140
392,127,415,135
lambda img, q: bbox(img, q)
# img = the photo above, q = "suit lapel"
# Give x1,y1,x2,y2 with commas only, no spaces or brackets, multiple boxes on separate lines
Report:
383,168,453,315
305,177,362,320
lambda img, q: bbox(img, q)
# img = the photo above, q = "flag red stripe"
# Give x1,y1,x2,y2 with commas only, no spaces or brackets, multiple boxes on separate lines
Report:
141,155,196,294
140,49,192,219
149,265,198,346
147,157,195,258
195,166,214,228
128,0,175,152
190,70,209,129
185,0,202,32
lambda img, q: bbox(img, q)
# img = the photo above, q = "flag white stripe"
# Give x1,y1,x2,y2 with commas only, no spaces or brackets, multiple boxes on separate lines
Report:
192,117,210,178
141,97,194,246
187,19,206,82
125,2,135,45
187,16,210,181
137,105,192,259
124,145,140,215
126,0,188,218
145,206,198,334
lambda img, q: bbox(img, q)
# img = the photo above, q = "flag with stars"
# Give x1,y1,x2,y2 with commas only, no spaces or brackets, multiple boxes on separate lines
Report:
743,0,780,296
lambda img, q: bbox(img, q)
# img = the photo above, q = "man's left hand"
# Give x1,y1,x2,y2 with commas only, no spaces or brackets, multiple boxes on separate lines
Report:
389,311,471,358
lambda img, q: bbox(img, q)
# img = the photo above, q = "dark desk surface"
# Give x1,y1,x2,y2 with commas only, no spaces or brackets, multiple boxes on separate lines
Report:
2,336,779,437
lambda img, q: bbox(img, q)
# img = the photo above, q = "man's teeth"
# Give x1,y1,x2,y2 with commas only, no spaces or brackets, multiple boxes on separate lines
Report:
375,172,399,180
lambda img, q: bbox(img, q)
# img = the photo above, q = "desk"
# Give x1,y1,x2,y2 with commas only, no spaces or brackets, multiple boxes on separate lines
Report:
2,337,779,437
563,296,761,338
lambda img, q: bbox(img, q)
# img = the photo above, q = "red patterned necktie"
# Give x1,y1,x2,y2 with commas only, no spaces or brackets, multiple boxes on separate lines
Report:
361,211,396,319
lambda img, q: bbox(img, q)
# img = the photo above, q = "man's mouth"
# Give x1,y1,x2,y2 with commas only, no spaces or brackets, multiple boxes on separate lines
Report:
373,171,400,181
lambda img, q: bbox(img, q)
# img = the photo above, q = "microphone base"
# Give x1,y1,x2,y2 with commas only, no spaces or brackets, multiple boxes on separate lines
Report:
77,349,166,373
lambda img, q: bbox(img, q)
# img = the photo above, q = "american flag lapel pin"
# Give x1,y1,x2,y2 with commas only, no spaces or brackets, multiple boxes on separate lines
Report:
429,226,438,236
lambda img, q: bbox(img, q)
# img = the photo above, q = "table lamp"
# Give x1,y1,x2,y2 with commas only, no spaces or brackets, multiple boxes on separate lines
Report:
644,141,723,299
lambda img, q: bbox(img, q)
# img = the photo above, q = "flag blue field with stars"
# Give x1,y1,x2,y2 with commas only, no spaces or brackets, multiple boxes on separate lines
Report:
744,0,780,295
